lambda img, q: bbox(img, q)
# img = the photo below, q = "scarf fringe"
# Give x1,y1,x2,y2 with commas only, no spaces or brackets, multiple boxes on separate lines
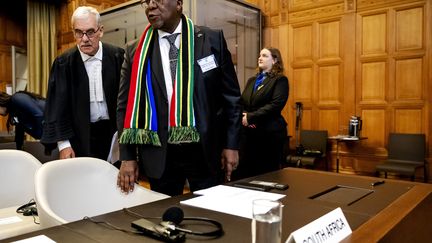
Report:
119,128,161,146
168,126,200,144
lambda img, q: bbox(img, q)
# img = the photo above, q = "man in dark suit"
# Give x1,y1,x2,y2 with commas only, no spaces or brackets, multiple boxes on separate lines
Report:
117,0,241,196
41,6,124,160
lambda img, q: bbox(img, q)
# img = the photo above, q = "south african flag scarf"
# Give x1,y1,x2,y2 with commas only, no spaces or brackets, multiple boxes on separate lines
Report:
119,15,199,146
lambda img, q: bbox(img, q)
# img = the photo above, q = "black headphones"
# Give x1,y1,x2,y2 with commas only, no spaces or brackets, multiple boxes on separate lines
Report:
16,201,38,216
158,206,223,237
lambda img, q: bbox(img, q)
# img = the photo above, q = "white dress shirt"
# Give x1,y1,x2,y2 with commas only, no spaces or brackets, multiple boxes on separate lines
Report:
158,21,182,114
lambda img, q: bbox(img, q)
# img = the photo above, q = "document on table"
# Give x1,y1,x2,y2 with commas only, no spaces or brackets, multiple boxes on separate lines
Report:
11,235,56,243
180,185,285,219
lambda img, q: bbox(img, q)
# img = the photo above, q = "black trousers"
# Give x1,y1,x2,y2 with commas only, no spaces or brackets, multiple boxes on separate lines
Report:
149,143,220,196
235,127,286,180
89,120,112,160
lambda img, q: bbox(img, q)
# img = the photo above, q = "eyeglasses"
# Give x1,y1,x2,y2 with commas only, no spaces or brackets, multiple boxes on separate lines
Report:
140,0,163,8
74,26,100,39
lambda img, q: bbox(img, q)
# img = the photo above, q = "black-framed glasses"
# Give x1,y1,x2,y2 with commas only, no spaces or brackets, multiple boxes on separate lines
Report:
140,0,163,8
74,26,100,39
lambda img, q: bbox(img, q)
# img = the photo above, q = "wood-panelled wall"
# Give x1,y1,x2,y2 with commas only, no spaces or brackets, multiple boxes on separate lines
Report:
248,0,431,181
0,1,26,131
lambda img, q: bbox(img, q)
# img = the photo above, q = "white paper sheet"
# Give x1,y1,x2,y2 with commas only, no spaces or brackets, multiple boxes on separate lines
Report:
180,185,285,219
11,235,56,243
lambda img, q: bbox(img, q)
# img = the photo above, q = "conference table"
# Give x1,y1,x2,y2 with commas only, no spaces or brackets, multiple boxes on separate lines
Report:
4,168,432,242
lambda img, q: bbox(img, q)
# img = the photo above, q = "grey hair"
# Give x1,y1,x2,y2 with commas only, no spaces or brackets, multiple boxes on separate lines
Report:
71,6,101,28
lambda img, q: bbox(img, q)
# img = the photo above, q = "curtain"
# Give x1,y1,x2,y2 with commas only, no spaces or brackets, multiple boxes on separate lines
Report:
27,1,56,97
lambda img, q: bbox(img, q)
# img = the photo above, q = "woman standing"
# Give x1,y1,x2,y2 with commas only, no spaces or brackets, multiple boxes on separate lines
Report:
0,91,45,149
236,47,289,178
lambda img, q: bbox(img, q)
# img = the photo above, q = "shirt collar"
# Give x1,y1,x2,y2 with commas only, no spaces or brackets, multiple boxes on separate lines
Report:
79,41,103,62
158,21,182,39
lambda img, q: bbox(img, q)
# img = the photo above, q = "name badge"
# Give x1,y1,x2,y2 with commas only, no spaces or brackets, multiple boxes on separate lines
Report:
197,54,218,73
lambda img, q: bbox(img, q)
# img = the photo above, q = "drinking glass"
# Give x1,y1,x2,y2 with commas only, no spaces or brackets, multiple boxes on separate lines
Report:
252,199,282,243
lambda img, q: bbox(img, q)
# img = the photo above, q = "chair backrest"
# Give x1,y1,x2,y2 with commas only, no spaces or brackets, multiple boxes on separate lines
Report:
388,133,425,162
35,157,169,228
300,130,328,155
0,150,42,208
22,141,59,163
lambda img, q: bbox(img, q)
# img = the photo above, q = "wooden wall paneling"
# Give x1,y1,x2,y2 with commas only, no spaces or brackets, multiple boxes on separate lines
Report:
270,0,279,17
0,45,12,85
316,18,343,118
245,0,259,6
289,0,345,12
293,67,313,101
278,24,291,136
357,0,427,12
0,16,6,44
394,108,423,133
317,16,355,171
288,2,345,24
262,27,271,49
271,26,280,48
319,109,339,134
289,22,313,143
258,0,430,180
317,65,341,107
427,0,432,158
360,61,387,105
292,24,313,63
361,109,387,147
0,47,12,131
356,9,389,161
392,4,426,137
340,12,356,134
394,58,423,101
395,6,423,51
301,109,312,130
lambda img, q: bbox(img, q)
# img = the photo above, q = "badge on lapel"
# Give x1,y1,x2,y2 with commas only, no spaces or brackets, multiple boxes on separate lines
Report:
197,54,218,73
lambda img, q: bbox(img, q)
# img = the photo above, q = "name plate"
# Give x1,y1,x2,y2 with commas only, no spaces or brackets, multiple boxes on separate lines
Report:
286,207,352,243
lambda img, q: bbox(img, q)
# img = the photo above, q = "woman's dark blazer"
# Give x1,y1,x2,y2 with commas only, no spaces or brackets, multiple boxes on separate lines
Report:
240,73,289,131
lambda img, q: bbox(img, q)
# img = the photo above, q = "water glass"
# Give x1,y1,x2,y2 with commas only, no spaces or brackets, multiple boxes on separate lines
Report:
252,199,282,243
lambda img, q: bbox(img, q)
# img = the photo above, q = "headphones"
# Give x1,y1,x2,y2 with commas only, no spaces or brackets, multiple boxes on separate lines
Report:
159,207,223,237
16,201,38,216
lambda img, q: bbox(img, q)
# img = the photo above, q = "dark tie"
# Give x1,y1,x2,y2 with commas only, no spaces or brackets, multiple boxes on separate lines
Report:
164,33,180,85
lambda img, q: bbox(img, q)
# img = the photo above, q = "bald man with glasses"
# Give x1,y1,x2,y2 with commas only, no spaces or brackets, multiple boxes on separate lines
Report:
42,6,125,161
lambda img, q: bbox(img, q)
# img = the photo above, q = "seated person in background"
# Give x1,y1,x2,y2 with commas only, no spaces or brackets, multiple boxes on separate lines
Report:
0,91,46,149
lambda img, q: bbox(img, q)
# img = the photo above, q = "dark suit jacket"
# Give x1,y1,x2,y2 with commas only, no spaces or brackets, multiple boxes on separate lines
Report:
41,43,125,157
241,73,289,132
117,26,241,179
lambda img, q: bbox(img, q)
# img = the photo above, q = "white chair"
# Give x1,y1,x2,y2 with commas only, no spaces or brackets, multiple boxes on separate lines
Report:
35,157,169,228
0,150,42,240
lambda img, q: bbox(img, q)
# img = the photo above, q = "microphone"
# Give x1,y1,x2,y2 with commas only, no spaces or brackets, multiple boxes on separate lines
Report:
162,206,184,225
131,217,186,242
131,206,223,242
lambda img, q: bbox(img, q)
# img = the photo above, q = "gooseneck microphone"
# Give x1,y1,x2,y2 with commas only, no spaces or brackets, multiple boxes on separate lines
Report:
131,206,224,242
